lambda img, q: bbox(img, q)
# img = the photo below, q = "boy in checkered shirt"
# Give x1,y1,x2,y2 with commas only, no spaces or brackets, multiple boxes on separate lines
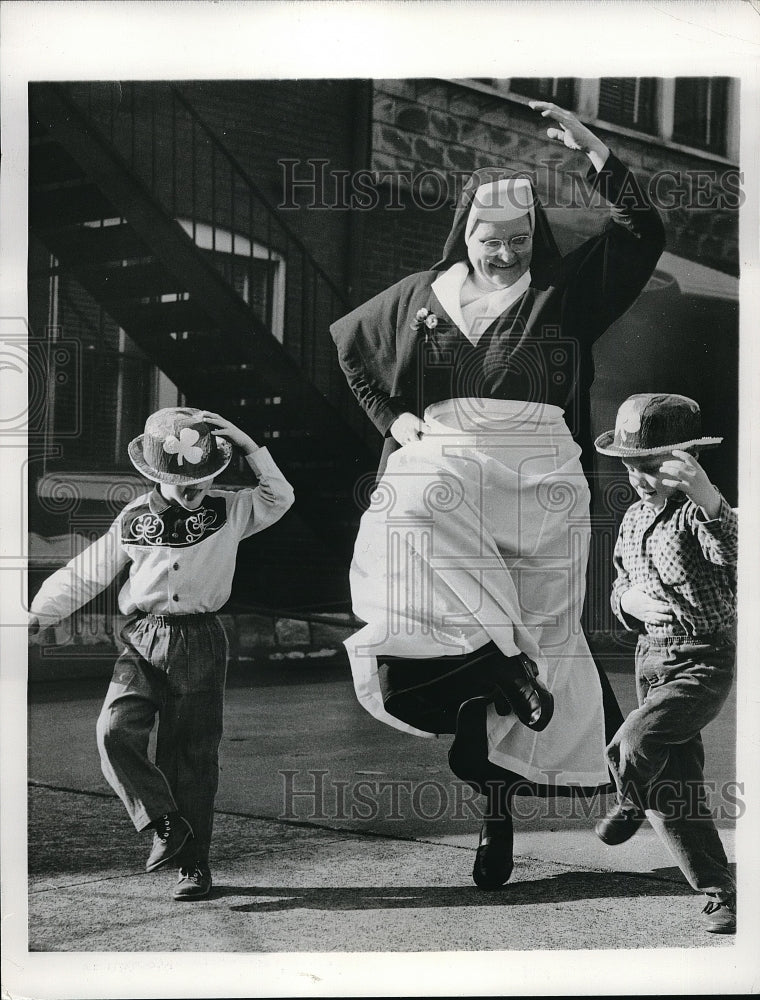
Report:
593,393,737,934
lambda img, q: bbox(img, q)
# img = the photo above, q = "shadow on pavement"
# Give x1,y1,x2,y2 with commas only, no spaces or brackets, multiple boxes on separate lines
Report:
219,870,693,912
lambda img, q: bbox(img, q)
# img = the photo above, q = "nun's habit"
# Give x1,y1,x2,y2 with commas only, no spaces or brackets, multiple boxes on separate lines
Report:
331,153,665,794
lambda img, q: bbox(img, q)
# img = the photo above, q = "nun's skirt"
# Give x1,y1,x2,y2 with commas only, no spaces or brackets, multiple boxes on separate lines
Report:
346,398,619,792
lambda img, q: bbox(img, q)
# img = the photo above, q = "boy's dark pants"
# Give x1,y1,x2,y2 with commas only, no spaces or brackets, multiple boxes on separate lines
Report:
96,613,228,865
606,631,735,899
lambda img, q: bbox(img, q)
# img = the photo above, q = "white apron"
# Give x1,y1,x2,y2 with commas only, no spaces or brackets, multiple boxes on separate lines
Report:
346,397,609,787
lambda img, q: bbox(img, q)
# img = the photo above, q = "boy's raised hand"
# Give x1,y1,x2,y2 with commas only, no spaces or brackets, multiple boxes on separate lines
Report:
620,586,674,625
201,411,259,456
660,450,721,518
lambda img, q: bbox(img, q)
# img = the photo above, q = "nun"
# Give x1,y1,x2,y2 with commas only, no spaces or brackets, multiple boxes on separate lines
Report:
331,101,665,889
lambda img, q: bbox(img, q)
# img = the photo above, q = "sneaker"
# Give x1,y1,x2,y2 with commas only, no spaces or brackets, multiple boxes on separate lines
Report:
595,803,646,845
145,812,193,872
702,896,736,934
173,864,212,901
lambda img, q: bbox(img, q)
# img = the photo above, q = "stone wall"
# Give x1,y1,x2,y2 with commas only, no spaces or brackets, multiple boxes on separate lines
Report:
369,79,739,278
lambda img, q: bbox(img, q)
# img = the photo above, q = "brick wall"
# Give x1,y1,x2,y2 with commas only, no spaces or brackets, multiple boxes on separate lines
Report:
176,80,359,284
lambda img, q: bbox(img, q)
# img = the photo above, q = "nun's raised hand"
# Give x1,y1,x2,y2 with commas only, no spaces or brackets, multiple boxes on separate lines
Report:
529,101,609,168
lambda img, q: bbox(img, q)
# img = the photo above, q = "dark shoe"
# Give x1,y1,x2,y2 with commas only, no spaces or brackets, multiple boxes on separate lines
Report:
145,812,193,872
702,896,736,934
173,863,212,901
595,803,646,845
449,696,491,779
472,819,514,890
492,653,554,731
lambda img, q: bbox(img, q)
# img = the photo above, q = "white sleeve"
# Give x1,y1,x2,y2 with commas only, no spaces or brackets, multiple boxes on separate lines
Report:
30,516,130,626
238,447,295,539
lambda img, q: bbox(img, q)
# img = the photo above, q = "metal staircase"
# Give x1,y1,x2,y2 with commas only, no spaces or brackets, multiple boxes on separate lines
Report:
29,82,378,605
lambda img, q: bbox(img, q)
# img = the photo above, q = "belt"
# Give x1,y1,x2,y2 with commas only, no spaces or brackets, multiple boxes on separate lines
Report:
140,611,218,628
640,628,735,648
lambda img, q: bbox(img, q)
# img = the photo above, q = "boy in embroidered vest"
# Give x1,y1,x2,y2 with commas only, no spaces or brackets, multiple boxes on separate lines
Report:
29,408,294,900
594,393,737,934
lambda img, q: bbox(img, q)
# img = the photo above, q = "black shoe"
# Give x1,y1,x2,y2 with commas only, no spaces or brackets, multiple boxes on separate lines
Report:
449,697,491,778
145,812,194,872
472,819,514,890
702,895,736,934
173,863,212,901
595,803,646,846
492,653,554,731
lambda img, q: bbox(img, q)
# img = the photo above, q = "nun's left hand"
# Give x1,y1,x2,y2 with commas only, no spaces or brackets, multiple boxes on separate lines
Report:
529,101,609,167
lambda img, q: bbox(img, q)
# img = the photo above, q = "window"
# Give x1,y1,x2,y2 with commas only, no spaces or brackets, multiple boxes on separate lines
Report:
598,78,658,134
42,263,155,471
177,220,286,342
40,220,285,473
457,76,737,160
509,78,576,106
467,78,577,108
672,78,728,155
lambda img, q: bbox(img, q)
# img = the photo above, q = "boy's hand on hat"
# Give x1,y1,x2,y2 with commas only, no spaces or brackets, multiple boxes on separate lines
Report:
620,587,674,625
660,450,720,518
201,411,259,455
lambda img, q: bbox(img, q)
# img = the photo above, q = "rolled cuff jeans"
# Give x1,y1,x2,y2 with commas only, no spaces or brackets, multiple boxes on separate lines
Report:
96,612,228,865
606,632,735,899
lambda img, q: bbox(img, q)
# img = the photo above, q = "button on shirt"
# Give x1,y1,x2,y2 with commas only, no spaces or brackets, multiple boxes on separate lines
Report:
611,491,737,639
31,447,295,624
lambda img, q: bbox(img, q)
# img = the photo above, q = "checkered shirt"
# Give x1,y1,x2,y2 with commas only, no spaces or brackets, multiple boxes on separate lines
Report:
611,491,737,639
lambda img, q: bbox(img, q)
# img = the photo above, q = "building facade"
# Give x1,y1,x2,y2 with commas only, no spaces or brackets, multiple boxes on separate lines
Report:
28,76,739,631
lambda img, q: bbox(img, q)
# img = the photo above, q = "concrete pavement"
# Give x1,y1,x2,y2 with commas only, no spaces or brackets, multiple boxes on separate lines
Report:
24,656,742,959
28,782,730,954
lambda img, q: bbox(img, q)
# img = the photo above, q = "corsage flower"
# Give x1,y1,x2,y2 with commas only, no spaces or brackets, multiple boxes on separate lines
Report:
411,307,442,341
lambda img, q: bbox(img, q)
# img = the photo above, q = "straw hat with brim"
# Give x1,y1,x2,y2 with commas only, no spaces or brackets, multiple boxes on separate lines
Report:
594,392,723,457
128,407,233,485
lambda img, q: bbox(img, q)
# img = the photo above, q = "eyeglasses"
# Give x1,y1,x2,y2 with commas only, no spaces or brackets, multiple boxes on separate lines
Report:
480,235,533,253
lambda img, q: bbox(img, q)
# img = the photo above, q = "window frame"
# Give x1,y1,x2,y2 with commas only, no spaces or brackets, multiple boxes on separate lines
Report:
42,218,287,476
670,77,730,156
176,219,287,343
453,77,739,164
596,77,660,137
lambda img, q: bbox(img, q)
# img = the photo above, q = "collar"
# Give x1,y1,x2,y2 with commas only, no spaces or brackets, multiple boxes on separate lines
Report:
149,486,172,515
149,485,221,519
639,491,689,519
668,492,689,506
431,263,532,344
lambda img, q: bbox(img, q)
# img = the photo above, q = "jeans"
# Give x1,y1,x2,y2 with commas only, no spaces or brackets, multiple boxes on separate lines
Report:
96,613,228,865
606,632,735,899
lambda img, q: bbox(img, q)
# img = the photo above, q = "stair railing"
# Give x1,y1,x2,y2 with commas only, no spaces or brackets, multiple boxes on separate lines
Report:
61,80,377,453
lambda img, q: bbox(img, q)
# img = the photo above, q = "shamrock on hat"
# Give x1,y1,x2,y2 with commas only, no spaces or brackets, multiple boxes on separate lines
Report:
128,407,233,485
